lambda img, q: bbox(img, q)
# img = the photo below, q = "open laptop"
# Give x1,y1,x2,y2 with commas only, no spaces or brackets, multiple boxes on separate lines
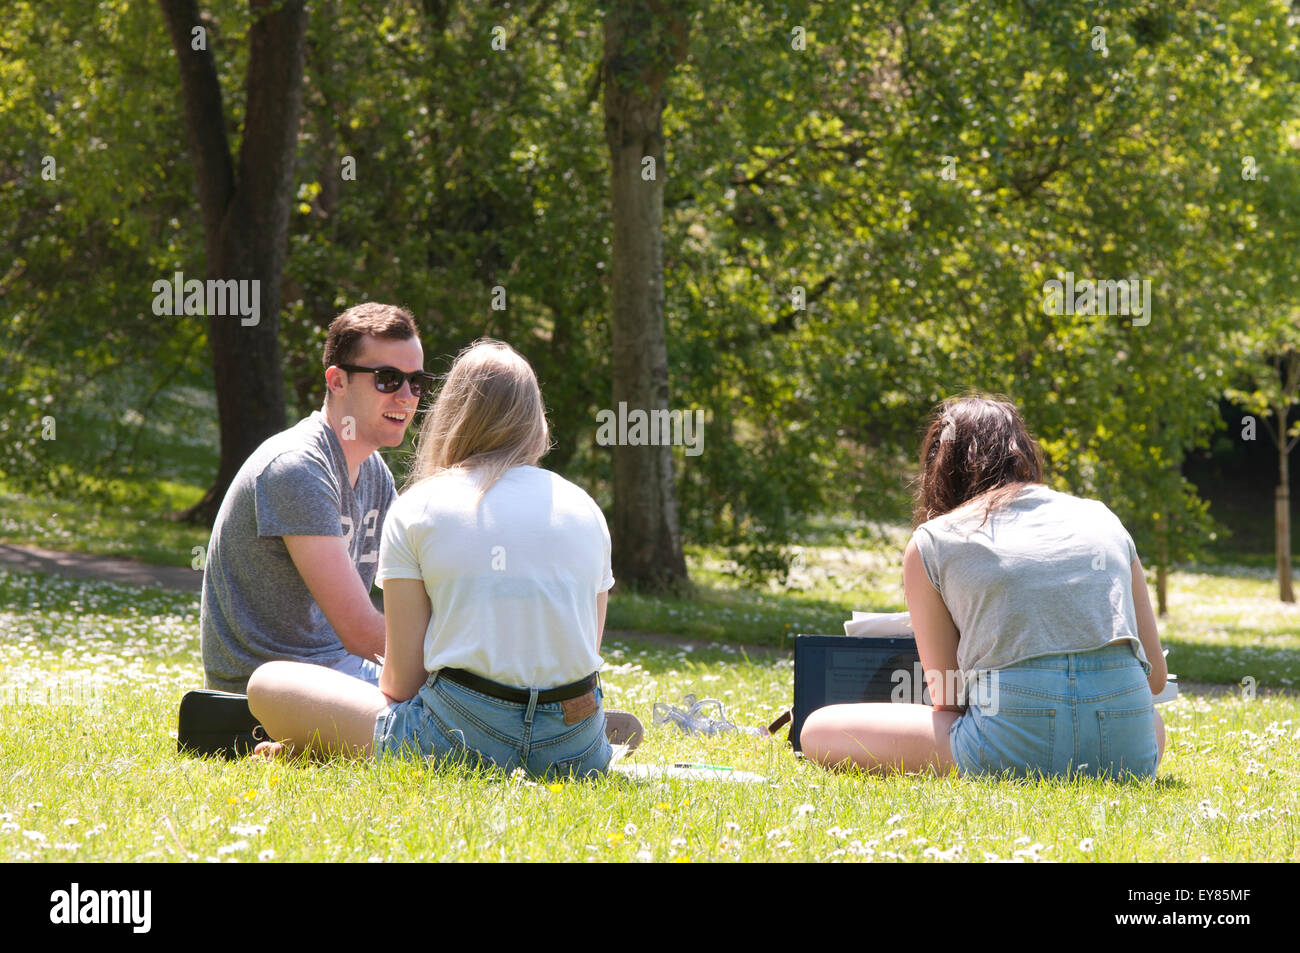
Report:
790,618,1178,751
790,633,931,752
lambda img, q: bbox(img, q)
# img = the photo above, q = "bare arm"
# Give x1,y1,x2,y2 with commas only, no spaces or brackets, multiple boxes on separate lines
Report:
377,578,432,703
282,535,386,660
1131,557,1167,695
903,538,964,710
596,590,608,651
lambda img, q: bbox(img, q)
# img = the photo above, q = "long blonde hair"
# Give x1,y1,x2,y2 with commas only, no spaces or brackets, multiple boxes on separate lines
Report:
406,339,551,497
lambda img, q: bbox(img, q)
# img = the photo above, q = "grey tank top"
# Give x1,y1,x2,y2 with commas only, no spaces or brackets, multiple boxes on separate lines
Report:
912,485,1151,676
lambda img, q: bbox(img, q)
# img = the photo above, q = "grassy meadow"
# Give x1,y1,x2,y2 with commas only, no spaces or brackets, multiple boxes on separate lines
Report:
1,565,1297,863
2,386,1297,862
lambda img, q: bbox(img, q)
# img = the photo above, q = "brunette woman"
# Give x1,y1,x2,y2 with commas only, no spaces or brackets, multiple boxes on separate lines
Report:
801,395,1166,779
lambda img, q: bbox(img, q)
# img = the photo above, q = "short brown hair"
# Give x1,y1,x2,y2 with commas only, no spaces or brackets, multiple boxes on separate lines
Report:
323,302,418,370
913,394,1044,528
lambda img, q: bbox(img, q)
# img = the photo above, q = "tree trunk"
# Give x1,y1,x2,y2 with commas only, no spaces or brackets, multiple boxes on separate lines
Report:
160,0,307,525
1278,402,1294,602
602,1,690,591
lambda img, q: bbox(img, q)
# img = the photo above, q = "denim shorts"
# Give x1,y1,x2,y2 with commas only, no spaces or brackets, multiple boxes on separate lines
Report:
948,642,1158,780
329,653,381,687
373,671,612,779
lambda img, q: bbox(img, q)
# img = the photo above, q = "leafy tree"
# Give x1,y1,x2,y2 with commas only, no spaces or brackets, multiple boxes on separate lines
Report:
4,0,1299,602
0,1,210,502
158,0,308,524
601,0,691,591
657,0,1300,603
1223,134,1300,602
1227,330,1300,601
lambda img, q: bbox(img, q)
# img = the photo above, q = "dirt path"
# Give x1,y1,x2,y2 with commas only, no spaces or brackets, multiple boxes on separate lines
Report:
2,542,1291,698
0,542,779,654
0,542,201,592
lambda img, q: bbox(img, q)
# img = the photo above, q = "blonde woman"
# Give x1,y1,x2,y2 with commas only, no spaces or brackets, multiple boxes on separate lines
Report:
248,340,616,777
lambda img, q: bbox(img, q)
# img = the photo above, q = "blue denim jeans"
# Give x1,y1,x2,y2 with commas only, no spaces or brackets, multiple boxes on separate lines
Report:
948,642,1158,780
373,671,612,779
329,653,381,686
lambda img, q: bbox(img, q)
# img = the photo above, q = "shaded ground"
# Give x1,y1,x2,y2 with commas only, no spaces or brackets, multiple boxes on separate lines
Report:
0,542,780,655
0,542,201,592
2,542,1293,700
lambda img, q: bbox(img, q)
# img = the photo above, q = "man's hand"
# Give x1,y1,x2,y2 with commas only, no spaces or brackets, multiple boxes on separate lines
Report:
282,535,386,660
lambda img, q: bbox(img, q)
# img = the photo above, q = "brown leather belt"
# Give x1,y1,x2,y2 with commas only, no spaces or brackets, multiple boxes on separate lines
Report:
437,668,598,704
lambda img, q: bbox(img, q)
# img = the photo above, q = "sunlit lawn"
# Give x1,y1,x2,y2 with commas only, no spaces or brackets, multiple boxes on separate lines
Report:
4,487,1299,685
2,568,1297,862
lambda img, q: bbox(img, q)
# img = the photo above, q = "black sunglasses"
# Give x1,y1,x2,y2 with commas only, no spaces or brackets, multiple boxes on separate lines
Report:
336,364,435,398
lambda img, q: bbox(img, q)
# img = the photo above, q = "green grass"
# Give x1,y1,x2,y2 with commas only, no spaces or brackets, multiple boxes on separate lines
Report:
5,486,1298,687
2,568,1298,862
604,532,913,647
0,484,211,567
3,379,1294,860
605,538,1300,688
1149,565,1300,687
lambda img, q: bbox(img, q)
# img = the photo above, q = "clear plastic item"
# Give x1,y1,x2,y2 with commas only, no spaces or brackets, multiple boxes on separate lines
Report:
651,693,767,737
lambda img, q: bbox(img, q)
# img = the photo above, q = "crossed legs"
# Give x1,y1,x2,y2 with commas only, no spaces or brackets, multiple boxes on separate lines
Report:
246,660,390,760
800,703,962,774
802,705,1167,775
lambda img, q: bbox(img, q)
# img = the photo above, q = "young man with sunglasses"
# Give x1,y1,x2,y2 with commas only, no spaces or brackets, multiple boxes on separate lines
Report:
201,303,431,693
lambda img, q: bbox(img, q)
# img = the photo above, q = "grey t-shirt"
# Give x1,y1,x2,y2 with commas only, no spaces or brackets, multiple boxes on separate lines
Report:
200,411,397,692
912,485,1151,676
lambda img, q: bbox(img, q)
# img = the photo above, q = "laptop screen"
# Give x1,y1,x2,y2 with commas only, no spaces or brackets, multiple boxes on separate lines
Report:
791,635,931,752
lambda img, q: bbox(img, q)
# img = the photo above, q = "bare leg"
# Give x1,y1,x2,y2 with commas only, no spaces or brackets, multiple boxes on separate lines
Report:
247,660,389,760
800,703,962,774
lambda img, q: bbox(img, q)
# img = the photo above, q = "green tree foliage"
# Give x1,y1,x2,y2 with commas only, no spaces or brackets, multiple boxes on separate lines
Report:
0,1,209,501
659,0,1300,587
277,0,614,485
4,0,1299,591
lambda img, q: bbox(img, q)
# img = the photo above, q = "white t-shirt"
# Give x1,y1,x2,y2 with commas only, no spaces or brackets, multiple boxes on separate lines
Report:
376,465,614,688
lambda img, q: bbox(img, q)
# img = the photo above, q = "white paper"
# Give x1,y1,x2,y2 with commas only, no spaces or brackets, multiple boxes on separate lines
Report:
843,610,914,638
1153,675,1179,705
611,763,768,783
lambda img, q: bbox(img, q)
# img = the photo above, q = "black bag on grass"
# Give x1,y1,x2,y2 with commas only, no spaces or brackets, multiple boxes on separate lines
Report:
177,689,268,759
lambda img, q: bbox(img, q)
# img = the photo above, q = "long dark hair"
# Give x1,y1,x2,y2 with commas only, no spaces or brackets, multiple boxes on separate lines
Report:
912,395,1044,528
